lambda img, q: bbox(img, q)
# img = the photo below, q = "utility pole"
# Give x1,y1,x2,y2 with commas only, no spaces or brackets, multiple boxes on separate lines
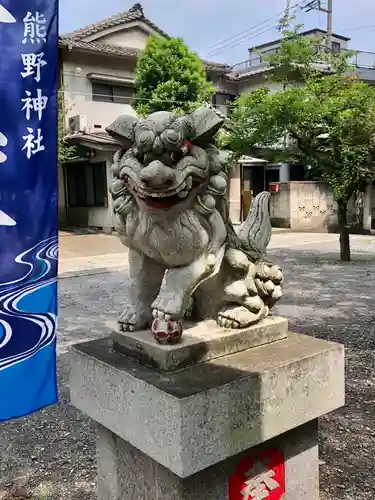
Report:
302,0,333,51
326,0,333,51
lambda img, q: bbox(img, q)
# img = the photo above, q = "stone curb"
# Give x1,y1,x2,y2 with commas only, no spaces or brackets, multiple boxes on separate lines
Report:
59,265,127,280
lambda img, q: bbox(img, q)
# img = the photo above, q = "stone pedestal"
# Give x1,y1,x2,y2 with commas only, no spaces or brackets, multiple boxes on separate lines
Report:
69,317,345,499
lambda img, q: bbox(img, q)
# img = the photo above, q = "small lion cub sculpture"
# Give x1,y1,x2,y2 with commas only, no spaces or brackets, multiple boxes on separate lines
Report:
106,107,283,344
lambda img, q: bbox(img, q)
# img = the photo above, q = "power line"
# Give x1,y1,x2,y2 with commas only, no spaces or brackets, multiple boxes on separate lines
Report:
205,2,303,54
205,13,289,52
207,1,303,57
208,24,280,57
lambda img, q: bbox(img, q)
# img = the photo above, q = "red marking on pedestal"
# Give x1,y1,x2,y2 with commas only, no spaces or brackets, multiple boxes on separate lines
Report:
269,183,280,194
151,318,183,345
228,449,285,500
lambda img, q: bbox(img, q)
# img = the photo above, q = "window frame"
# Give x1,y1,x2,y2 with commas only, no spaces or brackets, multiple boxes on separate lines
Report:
92,81,134,104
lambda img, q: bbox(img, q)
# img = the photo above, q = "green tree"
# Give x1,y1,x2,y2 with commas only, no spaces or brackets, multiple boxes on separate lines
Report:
265,23,352,88
229,77,375,261
58,88,76,167
134,36,214,116
228,21,375,261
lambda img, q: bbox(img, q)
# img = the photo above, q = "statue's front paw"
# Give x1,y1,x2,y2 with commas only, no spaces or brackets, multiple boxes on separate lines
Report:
253,262,283,307
152,292,190,322
118,306,151,332
217,304,268,329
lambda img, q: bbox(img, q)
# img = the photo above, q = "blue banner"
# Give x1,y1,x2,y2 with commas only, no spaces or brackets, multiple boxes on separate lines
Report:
0,1,58,420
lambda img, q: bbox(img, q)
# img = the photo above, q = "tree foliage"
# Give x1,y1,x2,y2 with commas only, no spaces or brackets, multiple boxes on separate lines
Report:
227,21,375,260
134,36,214,116
230,76,375,198
265,26,353,87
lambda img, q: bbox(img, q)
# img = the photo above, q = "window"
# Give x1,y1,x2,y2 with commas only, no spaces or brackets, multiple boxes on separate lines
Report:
289,163,307,181
92,82,134,104
332,41,341,54
66,162,107,207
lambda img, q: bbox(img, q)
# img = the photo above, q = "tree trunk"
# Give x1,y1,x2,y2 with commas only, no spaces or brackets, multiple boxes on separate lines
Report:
337,201,351,261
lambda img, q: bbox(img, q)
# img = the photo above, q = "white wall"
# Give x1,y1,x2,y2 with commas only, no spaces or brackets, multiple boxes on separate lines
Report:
95,27,149,49
237,78,282,95
62,51,235,132
63,52,137,131
228,163,241,223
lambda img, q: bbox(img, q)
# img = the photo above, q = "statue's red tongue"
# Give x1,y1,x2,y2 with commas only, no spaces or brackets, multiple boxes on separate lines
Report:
143,194,181,209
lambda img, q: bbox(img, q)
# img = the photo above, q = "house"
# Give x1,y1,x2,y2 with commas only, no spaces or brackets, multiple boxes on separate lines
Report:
59,3,243,229
230,28,375,184
61,7,375,232
228,28,375,231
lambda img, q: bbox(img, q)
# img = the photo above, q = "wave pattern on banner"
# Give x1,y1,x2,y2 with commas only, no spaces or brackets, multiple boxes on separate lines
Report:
0,237,58,371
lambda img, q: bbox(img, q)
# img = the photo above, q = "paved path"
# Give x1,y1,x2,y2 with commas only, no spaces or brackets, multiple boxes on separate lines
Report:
1,234,375,499
59,231,375,277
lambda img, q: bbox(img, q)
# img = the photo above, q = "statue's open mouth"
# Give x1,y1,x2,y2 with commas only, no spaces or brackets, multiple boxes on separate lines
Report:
141,193,188,209
131,176,203,209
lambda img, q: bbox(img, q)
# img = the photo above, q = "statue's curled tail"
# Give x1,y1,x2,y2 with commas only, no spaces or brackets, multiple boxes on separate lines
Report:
218,191,283,329
239,191,272,260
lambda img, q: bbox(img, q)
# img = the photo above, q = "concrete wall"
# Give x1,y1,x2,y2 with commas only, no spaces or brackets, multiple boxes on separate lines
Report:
270,181,360,232
270,182,290,228
288,181,339,231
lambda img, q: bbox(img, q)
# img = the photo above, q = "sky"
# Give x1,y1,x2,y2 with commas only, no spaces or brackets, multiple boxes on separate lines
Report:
59,0,375,65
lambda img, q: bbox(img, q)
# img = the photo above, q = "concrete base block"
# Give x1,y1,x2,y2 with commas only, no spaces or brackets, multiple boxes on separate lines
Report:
112,316,288,371
96,419,319,500
70,331,344,479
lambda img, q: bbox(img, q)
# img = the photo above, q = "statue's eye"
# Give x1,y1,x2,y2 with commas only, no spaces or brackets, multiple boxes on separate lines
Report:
143,152,154,165
133,145,143,161
171,150,183,163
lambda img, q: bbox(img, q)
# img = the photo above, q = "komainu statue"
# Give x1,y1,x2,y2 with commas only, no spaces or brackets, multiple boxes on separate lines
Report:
106,107,283,344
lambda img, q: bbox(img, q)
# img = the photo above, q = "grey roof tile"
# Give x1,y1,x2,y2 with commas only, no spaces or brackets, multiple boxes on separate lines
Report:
61,3,169,41
59,38,141,58
60,3,231,73
59,38,231,73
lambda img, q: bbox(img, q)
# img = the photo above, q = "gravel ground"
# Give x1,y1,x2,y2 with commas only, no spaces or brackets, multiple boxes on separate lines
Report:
1,238,375,499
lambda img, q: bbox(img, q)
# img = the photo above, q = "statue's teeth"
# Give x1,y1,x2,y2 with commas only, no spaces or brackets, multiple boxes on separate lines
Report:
178,190,189,199
186,177,192,189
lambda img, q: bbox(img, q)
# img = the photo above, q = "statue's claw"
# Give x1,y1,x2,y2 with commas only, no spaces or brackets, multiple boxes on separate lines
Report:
217,304,269,329
217,313,240,329
151,287,191,322
152,308,172,321
118,306,151,332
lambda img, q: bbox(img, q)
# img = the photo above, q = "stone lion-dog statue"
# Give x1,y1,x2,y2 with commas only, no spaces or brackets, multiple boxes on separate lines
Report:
106,107,283,344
